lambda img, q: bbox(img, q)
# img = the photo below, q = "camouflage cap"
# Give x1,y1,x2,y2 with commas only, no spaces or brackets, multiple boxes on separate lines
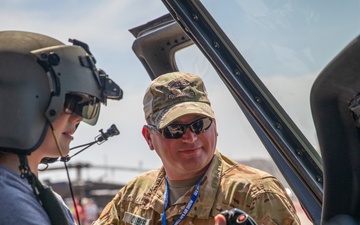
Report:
143,72,215,129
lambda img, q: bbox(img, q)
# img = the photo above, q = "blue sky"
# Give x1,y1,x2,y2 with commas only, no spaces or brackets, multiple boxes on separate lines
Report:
2,1,359,185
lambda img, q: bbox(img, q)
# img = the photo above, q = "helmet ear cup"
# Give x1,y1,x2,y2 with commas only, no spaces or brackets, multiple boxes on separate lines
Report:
0,31,64,154
0,57,50,152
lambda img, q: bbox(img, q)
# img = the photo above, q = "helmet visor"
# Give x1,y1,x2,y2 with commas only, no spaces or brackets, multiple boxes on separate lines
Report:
64,94,100,125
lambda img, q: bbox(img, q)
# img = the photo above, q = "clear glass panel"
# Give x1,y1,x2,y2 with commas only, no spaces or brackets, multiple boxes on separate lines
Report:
199,0,360,153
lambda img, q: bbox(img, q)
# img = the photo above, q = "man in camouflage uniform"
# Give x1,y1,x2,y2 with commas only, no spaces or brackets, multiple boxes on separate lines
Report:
93,72,300,225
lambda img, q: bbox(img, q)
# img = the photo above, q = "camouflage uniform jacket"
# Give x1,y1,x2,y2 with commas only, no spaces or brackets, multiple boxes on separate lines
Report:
93,150,300,225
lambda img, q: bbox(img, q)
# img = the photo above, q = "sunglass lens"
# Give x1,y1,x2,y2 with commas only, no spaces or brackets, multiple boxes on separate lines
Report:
190,117,212,134
163,125,185,139
191,119,204,134
202,117,212,130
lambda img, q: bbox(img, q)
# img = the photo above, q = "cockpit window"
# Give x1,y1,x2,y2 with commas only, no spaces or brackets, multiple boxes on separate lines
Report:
176,0,360,155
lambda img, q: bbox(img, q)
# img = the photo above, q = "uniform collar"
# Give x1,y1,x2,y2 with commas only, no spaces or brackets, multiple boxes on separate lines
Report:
150,150,223,219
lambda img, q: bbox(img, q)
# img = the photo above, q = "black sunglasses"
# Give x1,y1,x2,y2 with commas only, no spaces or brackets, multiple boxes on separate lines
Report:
64,94,100,120
147,117,213,139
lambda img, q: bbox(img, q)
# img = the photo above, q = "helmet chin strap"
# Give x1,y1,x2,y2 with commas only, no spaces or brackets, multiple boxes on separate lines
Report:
16,121,71,224
49,123,65,158
48,121,82,225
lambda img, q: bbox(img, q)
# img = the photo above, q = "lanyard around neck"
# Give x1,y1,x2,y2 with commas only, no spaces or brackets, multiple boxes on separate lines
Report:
162,176,203,225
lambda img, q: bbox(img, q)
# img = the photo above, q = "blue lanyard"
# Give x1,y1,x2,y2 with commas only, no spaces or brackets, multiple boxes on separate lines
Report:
161,177,203,225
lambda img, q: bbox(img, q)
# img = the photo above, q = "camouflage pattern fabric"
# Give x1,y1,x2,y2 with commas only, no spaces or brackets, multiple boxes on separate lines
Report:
92,150,300,225
143,72,215,129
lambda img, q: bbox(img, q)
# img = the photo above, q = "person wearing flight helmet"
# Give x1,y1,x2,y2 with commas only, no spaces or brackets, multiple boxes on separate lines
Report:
0,31,122,225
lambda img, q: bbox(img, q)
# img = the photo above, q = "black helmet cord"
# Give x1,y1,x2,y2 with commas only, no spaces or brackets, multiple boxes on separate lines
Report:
49,122,82,225
17,129,70,225
17,121,80,225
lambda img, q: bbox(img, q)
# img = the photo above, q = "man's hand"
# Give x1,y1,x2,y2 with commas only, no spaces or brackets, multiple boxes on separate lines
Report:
214,214,227,225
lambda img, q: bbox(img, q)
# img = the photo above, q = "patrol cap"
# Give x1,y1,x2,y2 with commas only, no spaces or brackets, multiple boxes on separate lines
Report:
143,72,215,129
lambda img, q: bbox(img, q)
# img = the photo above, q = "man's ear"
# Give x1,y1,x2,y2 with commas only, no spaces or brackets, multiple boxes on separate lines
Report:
142,125,154,150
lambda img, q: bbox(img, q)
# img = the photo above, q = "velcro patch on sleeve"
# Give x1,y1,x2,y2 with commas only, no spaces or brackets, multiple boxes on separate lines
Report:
99,202,113,219
123,212,150,225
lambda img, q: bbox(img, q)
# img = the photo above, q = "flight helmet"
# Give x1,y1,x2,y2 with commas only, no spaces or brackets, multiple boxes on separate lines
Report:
0,31,122,155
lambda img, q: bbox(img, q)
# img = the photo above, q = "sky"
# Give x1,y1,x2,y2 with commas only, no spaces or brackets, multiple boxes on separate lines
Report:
1,1,359,185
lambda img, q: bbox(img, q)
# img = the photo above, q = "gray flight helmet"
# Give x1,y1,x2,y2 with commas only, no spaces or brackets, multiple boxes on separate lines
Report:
0,31,122,155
